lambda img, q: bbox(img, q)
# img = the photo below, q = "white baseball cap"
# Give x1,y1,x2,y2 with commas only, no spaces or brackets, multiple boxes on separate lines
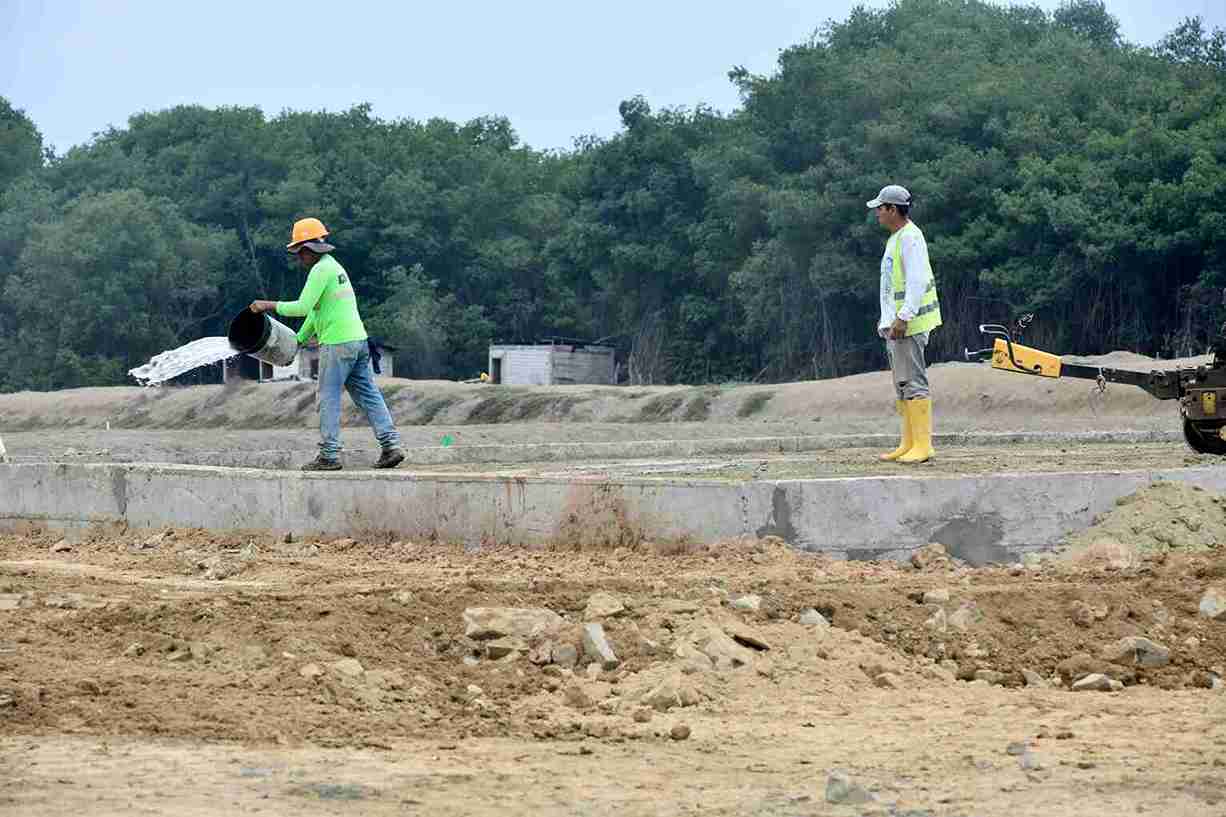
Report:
866,185,912,208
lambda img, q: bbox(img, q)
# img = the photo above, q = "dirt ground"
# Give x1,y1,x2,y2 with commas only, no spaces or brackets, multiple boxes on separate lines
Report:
2,525,1225,816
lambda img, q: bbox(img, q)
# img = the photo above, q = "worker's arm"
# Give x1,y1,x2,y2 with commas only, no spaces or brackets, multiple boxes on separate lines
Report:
295,310,317,345
275,265,328,318
897,231,929,322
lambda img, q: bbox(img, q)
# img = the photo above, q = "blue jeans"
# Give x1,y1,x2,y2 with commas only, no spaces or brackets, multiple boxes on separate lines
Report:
318,340,400,459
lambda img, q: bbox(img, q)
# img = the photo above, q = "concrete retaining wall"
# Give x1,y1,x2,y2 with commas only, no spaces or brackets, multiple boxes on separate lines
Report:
3,462,1226,563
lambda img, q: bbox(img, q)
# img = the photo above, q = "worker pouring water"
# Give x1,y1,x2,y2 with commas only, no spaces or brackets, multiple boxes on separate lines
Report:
249,218,404,471
870,185,941,464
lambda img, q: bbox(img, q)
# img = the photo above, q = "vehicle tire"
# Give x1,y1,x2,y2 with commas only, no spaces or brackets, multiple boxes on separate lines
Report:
1183,418,1226,455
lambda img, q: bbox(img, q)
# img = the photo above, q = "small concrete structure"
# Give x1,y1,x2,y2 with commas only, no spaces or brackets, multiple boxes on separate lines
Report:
488,343,615,386
6,461,1226,563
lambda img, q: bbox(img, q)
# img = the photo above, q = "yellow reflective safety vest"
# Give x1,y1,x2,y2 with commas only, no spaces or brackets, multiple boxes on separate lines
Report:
890,221,941,336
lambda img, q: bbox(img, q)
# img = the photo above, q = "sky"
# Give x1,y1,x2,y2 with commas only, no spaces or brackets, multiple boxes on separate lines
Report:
2,0,1223,155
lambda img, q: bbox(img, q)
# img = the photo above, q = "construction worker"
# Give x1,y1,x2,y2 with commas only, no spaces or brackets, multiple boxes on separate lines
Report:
249,218,404,471
869,185,941,464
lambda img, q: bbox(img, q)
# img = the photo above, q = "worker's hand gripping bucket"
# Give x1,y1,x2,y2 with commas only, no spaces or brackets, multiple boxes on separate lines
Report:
227,309,300,367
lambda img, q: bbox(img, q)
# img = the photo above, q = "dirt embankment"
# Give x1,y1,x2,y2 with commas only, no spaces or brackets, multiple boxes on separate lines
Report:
0,350,1196,433
3,481,1226,815
1,524,1223,747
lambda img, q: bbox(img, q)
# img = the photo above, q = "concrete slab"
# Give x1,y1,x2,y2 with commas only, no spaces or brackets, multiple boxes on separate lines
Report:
4,461,1226,563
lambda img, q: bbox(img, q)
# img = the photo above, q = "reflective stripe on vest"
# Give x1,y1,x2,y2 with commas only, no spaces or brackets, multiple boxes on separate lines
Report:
891,222,942,336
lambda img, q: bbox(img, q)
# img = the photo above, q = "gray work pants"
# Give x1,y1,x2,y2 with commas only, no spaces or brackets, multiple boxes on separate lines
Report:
885,331,930,400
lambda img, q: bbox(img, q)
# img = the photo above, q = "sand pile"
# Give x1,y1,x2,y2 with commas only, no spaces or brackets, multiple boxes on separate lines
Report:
1058,482,1226,566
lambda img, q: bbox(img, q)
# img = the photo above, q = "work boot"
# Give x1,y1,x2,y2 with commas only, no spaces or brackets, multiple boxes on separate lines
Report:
301,455,342,472
879,399,914,461
374,447,405,469
898,398,934,464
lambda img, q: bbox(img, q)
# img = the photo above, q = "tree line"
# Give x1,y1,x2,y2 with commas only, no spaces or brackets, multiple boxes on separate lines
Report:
1,0,1223,392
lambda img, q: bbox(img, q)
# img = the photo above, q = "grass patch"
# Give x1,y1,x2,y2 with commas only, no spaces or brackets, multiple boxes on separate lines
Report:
464,392,583,424
682,391,714,421
637,393,685,421
409,396,459,425
737,391,774,418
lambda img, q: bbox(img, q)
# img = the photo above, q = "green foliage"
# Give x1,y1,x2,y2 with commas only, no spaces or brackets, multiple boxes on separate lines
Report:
0,99,44,194
0,1,1224,391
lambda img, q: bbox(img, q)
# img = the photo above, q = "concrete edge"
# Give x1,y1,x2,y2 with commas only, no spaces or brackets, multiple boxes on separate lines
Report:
4,461,1225,565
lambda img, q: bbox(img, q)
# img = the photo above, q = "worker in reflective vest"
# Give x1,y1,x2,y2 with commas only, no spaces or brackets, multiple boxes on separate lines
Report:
869,185,941,464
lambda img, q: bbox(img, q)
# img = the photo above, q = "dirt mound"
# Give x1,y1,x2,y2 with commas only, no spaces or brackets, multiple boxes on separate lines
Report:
3,526,1225,753
0,350,1196,433
1058,482,1226,567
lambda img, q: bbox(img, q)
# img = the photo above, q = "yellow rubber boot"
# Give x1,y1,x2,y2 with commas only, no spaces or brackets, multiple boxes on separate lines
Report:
878,400,914,461
898,398,934,463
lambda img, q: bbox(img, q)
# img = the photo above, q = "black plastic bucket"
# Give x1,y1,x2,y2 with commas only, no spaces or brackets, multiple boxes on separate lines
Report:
227,309,299,367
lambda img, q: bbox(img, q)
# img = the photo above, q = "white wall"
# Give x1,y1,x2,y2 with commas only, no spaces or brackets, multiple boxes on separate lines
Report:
490,345,553,385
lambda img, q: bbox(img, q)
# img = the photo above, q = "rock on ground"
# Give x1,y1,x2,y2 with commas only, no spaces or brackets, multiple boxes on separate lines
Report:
462,607,564,641
1201,587,1226,620
1100,636,1170,668
798,608,829,627
825,771,875,805
641,674,701,712
1072,673,1123,692
584,592,627,619
581,623,620,670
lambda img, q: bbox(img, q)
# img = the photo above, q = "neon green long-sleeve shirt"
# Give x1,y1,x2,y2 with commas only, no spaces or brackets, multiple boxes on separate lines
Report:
276,254,368,345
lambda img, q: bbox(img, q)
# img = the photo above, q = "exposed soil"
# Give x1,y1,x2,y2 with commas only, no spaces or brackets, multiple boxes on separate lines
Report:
2,526,1225,816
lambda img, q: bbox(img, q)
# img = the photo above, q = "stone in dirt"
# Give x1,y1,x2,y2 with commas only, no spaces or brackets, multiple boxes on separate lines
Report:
0,594,25,611
584,592,627,620
974,670,1005,686
463,607,564,641
669,723,691,741
798,608,829,627
632,707,653,723
642,674,701,712
1100,636,1170,668
122,642,145,657
1072,673,1123,692
1022,669,1048,688
723,621,771,651
922,589,950,604
730,594,762,612
663,599,701,615
50,539,72,554
485,637,529,660
1200,587,1226,620
825,771,875,805
551,643,579,668
299,663,325,679
682,623,756,671
581,623,620,670
1057,654,1135,686
329,658,365,678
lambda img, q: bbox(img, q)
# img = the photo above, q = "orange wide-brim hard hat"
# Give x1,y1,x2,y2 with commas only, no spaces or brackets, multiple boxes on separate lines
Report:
287,217,330,250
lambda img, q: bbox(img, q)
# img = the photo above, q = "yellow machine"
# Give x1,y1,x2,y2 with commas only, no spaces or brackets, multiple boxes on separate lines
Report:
968,323,1226,455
